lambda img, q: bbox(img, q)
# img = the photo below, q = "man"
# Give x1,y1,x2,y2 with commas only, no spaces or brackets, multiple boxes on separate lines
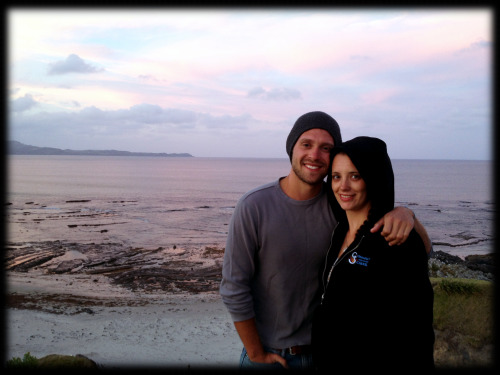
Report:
219,111,432,369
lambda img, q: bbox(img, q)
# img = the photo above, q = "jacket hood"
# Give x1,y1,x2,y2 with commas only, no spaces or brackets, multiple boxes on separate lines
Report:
327,136,394,223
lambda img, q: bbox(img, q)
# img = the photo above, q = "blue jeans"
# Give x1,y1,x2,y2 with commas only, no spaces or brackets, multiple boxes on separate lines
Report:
239,347,314,370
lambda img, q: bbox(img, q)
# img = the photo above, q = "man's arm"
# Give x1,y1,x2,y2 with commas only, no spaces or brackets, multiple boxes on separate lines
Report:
221,198,288,369
234,318,288,368
413,215,432,254
371,206,432,254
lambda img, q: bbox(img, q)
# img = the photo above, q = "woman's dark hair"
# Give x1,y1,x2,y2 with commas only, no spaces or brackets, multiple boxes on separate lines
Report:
327,136,395,237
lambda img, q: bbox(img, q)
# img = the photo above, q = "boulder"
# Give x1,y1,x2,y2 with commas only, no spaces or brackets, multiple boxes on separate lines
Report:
37,354,99,369
431,250,465,265
465,253,496,275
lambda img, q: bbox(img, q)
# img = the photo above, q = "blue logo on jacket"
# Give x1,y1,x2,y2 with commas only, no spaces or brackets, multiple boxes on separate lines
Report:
348,252,370,267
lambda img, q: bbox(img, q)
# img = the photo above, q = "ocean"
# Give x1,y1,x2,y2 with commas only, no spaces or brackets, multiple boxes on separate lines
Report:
6,156,494,258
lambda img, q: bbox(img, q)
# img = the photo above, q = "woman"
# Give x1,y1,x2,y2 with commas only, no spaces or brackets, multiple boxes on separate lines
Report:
312,136,434,370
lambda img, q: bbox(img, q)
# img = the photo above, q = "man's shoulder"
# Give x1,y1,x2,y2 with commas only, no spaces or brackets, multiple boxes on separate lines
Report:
241,180,279,200
232,181,281,216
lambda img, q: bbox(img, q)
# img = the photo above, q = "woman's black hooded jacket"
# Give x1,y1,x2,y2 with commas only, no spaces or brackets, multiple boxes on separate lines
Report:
311,137,435,370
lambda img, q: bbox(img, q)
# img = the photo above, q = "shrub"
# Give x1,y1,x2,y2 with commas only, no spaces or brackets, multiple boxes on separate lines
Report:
439,278,481,295
5,352,39,369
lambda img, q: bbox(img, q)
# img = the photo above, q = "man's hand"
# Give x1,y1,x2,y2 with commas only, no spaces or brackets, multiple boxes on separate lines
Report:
370,206,414,246
250,352,289,368
234,318,289,369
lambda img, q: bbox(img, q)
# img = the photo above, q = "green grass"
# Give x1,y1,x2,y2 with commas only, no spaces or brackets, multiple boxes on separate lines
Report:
431,277,494,348
5,352,39,369
6,353,98,369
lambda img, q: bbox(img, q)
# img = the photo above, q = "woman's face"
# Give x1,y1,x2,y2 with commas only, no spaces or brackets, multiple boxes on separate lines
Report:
331,153,370,214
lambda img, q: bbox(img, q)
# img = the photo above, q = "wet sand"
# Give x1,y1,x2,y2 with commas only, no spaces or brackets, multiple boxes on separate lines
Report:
6,270,242,369
5,200,243,369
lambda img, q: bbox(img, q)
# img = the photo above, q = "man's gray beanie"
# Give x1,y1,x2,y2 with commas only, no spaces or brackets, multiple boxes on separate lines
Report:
286,111,342,160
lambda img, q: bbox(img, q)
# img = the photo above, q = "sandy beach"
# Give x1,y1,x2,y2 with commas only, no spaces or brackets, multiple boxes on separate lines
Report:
5,197,246,369
6,270,242,369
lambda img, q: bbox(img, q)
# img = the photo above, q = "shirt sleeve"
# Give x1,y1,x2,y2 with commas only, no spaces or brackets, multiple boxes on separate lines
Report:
219,196,259,322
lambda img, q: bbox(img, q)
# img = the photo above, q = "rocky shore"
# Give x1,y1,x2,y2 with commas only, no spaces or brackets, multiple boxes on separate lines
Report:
5,241,495,333
428,250,495,281
5,240,495,299
5,240,225,296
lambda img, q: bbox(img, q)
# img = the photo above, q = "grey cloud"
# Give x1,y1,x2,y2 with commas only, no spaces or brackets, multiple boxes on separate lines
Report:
11,94,38,112
247,87,302,101
469,40,491,50
11,104,204,138
48,54,104,75
200,113,252,129
247,87,266,97
128,104,198,125
10,105,257,144
476,40,490,48
138,74,163,83
73,105,197,128
79,106,105,118
455,39,491,55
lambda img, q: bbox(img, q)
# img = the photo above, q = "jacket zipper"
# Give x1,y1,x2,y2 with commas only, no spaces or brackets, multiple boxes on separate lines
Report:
320,222,339,299
320,235,365,305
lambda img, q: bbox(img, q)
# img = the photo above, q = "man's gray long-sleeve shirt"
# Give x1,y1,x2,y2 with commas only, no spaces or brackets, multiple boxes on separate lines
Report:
220,179,337,349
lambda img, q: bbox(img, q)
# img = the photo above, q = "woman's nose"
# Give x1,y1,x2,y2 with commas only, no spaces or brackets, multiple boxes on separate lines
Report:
340,179,350,190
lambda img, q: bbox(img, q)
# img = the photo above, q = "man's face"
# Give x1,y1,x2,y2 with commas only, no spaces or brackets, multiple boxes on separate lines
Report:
291,128,334,186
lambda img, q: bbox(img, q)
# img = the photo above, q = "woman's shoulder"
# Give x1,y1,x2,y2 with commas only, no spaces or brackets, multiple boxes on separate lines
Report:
364,229,426,259
403,229,426,252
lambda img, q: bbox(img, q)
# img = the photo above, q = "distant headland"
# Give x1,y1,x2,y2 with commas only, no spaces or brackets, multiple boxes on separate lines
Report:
7,141,193,157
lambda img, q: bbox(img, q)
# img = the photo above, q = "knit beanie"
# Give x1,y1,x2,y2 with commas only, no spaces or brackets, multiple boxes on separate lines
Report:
286,111,342,161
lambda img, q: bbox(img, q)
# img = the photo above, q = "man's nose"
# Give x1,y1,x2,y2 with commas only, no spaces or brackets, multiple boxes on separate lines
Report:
309,146,322,159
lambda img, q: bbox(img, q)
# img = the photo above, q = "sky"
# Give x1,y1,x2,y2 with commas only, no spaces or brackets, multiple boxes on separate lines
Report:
8,8,493,160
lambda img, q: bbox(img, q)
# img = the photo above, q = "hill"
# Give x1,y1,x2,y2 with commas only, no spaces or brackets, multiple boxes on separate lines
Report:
7,141,193,157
